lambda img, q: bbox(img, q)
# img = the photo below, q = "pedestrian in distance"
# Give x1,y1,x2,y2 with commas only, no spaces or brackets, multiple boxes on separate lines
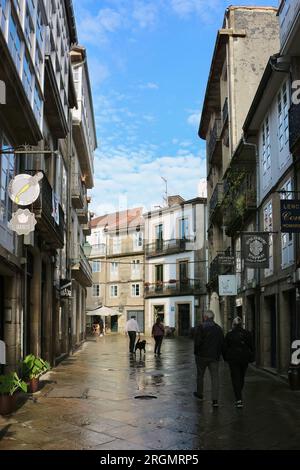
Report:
152,317,165,356
194,310,224,407
125,315,140,353
223,317,254,408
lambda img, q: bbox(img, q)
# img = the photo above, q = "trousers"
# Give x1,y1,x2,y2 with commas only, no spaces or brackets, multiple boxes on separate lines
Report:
195,356,219,401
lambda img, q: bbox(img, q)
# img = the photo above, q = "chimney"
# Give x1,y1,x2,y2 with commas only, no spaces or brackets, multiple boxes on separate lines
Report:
167,195,185,206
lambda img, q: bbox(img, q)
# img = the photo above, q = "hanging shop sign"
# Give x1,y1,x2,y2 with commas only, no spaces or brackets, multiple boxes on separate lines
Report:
60,280,72,298
0,340,6,365
280,199,300,233
8,172,43,206
8,209,37,235
218,275,237,296
218,255,235,266
241,233,269,268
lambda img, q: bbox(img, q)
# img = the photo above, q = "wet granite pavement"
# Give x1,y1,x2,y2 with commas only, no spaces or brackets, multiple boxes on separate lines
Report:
1,335,300,450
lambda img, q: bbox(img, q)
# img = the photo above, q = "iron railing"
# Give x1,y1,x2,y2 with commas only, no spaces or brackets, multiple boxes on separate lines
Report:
145,237,194,257
209,183,224,219
144,279,202,297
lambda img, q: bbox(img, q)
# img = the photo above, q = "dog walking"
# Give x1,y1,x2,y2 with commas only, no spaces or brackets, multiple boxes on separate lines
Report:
152,317,165,356
125,315,140,353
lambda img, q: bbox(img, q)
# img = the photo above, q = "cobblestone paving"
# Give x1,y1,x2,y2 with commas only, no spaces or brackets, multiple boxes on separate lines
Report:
1,336,300,450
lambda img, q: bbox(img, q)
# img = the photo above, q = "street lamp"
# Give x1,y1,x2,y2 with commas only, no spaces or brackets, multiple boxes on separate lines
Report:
83,241,92,257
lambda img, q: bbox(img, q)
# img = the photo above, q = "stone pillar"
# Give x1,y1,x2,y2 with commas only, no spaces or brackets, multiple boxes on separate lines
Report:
30,251,42,356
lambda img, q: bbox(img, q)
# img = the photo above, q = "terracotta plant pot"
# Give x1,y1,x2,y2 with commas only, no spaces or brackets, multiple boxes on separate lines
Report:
0,394,18,415
29,377,39,393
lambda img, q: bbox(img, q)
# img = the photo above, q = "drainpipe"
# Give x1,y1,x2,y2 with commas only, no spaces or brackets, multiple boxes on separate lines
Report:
242,137,261,365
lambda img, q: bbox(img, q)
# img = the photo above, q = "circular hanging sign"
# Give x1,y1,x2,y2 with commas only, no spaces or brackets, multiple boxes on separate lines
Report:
8,172,43,206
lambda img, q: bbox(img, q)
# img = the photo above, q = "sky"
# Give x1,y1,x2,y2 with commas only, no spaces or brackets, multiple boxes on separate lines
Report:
73,0,277,216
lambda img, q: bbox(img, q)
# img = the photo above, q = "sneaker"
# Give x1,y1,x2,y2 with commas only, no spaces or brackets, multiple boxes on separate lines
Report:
193,392,204,400
212,400,219,408
235,400,244,408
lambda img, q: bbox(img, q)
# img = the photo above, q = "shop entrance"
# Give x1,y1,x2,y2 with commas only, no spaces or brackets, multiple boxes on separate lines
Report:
178,304,190,336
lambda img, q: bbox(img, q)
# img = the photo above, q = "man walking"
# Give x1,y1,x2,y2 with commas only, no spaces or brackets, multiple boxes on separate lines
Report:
194,310,224,407
125,315,140,353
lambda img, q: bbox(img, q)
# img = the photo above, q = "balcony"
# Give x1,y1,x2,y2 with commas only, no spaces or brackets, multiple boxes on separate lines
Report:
209,183,224,224
289,103,300,153
224,177,256,236
209,250,234,285
279,0,300,52
71,246,93,287
27,172,65,249
72,103,94,189
90,243,106,257
207,118,222,165
222,97,228,126
76,207,89,224
71,173,86,209
82,221,91,236
145,238,194,258
144,279,203,298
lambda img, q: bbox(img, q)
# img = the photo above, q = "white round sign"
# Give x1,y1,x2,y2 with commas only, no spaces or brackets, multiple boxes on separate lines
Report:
8,172,43,206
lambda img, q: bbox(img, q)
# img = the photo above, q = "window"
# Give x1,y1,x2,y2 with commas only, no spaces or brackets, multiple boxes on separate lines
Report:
110,285,118,298
281,179,294,268
110,262,119,276
22,54,33,101
8,15,21,73
262,116,271,184
134,232,143,249
24,8,34,51
132,284,140,297
278,82,290,151
132,259,140,276
264,201,273,276
33,85,42,124
92,284,100,297
113,237,121,254
0,0,7,33
35,48,43,82
36,7,43,51
92,261,101,273
179,218,189,239
0,135,14,226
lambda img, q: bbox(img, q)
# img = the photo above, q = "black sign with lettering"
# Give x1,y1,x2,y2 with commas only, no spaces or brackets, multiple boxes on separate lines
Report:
241,233,269,268
281,199,300,233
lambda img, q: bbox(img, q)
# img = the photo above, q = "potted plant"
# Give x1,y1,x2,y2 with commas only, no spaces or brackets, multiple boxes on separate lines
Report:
21,354,50,393
0,372,27,415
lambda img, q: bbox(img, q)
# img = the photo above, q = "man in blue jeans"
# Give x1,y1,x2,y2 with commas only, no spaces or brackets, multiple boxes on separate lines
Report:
194,310,224,407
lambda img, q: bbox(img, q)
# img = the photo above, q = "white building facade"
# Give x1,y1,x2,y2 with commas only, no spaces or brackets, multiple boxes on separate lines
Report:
144,196,207,336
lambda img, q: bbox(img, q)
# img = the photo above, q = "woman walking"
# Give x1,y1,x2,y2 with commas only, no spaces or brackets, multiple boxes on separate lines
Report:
152,317,165,356
223,317,254,408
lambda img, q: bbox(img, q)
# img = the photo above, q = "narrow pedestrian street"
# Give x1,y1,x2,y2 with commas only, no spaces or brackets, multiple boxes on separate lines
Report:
0,336,299,451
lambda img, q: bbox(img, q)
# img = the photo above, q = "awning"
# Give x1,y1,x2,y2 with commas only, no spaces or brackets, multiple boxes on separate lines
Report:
86,306,122,317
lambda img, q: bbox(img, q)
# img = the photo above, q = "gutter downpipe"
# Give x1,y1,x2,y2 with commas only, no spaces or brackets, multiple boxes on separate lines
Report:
242,137,261,366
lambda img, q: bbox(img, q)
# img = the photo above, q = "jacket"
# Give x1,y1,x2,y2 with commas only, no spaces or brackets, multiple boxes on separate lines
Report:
194,320,224,360
152,323,165,336
223,326,254,364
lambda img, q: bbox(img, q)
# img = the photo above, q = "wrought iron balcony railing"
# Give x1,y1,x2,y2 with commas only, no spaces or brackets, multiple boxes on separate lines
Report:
224,177,256,236
209,183,224,220
144,279,202,297
71,173,87,209
71,245,93,287
26,171,65,249
222,97,228,125
207,118,222,164
145,237,194,258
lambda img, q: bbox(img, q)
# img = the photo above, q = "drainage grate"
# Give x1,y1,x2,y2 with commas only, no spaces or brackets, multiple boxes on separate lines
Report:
134,395,157,400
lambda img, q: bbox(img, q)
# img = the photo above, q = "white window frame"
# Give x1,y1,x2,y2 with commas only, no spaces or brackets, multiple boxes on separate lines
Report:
281,179,294,268
131,283,140,297
261,115,271,186
110,285,118,298
92,284,100,297
264,200,273,277
134,232,143,250
113,237,121,254
132,259,141,277
92,261,101,273
179,217,189,240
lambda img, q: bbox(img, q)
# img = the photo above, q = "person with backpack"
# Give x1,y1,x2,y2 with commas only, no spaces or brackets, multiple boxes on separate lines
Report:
223,317,254,408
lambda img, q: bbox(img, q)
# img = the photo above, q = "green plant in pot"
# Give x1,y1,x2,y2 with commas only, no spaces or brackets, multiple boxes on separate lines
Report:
0,372,27,415
21,354,50,393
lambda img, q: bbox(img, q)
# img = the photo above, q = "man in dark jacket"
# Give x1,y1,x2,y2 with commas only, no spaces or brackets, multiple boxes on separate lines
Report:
194,310,224,407
223,317,254,408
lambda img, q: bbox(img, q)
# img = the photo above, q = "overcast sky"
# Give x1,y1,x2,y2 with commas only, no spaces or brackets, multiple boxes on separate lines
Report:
73,0,277,216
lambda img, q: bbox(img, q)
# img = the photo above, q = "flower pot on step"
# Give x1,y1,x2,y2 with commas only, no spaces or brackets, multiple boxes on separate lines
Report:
29,377,39,393
0,394,18,415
